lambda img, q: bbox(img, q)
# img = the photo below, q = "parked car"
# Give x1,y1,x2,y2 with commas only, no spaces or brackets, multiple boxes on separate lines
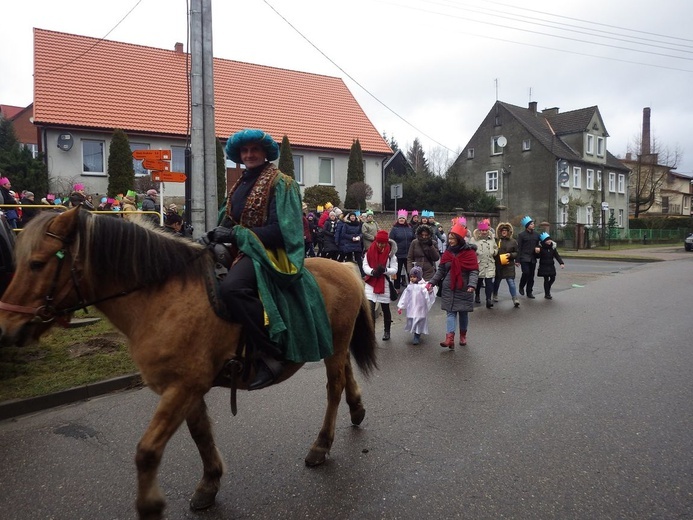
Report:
685,233,693,252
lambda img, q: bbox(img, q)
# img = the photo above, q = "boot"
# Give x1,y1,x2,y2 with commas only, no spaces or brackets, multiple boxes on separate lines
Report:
512,296,520,308
412,333,421,345
249,353,286,391
459,330,467,346
544,293,553,299
439,332,455,349
474,296,481,304
492,293,499,302
486,299,493,309
526,292,536,299
382,322,391,341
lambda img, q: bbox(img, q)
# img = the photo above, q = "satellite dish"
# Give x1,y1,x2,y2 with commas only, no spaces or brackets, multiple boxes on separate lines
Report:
560,195,570,205
57,133,74,151
496,135,507,148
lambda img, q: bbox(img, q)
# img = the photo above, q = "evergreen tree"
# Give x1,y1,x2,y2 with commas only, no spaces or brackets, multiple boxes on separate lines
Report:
344,139,365,209
303,185,341,211
278,135,294,178
215,139,226,210
382,132,399,152
0,117,48,196
107,129,135,197
406,138,430,175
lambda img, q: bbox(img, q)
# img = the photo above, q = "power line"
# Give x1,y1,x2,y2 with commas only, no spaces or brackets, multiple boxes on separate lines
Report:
42,0,144,75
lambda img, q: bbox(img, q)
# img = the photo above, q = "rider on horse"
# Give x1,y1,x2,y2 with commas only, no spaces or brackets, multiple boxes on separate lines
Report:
203,129,332,390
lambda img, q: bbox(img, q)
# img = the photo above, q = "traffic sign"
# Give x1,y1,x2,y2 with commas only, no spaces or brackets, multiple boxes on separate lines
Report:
151,171,187,183
132,150,171,161
142,159,171,171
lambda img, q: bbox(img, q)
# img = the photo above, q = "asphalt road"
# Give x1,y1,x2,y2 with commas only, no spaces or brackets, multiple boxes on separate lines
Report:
0,257,691,520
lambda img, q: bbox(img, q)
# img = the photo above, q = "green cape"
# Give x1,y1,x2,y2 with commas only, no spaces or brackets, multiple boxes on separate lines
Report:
233,175,333,362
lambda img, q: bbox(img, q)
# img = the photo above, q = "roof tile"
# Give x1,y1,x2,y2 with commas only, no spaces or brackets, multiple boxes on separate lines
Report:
33,29,391,155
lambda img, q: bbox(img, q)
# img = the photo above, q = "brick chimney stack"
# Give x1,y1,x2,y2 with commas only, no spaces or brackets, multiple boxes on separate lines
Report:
528,101,538,113
642,107,651,156
174,42,184,53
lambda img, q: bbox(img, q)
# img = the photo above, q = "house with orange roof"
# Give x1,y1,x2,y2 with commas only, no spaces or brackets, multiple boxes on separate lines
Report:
32,29,392,205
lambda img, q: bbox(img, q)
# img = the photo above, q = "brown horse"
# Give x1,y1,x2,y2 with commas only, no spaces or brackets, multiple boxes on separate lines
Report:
0,207,377,520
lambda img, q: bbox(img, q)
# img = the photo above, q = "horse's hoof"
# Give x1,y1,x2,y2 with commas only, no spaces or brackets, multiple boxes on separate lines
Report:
351,407,366,426
305,449,327,467
189,490,217,511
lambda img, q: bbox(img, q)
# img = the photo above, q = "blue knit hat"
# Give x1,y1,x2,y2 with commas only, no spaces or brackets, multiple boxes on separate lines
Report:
225,129,279,164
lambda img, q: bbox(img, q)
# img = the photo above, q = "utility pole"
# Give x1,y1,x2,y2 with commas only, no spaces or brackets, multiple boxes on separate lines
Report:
189,0,218,238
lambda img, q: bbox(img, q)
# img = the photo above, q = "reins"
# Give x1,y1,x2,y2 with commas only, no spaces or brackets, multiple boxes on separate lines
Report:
0,229,142,323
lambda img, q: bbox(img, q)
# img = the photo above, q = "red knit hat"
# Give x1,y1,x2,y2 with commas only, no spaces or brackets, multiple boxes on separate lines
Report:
375,230,389,243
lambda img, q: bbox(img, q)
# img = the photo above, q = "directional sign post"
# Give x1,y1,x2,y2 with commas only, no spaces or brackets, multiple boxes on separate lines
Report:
132,150,171,161
142,159,171,171
151,171,187,183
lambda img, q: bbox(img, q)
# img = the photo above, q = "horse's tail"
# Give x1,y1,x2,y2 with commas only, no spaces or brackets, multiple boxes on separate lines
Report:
350,290,378,376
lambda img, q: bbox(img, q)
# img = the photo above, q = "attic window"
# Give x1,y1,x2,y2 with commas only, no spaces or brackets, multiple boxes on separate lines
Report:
592,123,599,130
467,148,475,159
522,139,531,151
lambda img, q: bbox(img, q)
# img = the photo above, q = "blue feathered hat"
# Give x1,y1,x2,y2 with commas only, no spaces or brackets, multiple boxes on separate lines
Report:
225,129,279,164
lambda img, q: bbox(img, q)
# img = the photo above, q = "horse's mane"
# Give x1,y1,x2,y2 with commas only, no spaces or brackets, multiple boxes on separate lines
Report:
18,211,213,293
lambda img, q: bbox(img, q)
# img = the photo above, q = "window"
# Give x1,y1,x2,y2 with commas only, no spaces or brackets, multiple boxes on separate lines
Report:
586,134,594,155
573,167,582,189
172,145,186,174
491,136,504,155
130,142,150,177
618,209,624,227
586,169,594,190
467,148,475,159
597,137,605,157
318,157,333,185
608,172,616,192
661,196,669,214
82,139,104,174
597,171,602,191
586,206,593,226
486,170,498,192
522,139,531,151
293,155,304,184
560,205,568,226
23,143,39,158
617,174,625,193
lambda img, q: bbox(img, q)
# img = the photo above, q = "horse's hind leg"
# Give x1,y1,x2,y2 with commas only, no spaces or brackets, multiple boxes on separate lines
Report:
135,387,201,520
305,354,346,466
344,356,366,426
187,397,225,511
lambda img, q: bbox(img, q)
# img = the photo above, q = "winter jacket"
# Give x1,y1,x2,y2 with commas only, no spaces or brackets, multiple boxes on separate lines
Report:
517,228,540,263
362,239,398,305
494,222,519,279
322,218,340,253
428,243,479,313
470,228,497,279
361,220,379,250
406,225,440,281
537,242,564,277
335,216,363,253
389,222,414,260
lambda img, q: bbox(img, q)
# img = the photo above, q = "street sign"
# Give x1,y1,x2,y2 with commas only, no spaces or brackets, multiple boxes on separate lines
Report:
601,202,609,211
132,150,171,161
390,183,403,199
151,171,187,183
142,159,171,171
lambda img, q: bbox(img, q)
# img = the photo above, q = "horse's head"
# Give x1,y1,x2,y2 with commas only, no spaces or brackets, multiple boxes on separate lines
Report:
0,206,83,347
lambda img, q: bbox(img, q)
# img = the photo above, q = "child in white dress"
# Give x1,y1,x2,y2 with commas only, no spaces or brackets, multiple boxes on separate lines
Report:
397,266,436,344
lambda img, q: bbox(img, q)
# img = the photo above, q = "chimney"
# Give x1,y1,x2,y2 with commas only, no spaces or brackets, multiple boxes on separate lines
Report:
642,107,651,156
174,42,184,53
626,152,632,161
528,101,537,113
542,107,559,116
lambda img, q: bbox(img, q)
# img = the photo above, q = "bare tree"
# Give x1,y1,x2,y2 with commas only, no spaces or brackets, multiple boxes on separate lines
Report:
627,134,682,217
427,145,460,177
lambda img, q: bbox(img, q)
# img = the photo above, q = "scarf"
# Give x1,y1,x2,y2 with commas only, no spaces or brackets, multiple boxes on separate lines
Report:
364,242,391,294
440,245,479,290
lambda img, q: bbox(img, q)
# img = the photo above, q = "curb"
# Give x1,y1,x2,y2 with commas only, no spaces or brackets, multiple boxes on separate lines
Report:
0,373,143,422
560,253,663,263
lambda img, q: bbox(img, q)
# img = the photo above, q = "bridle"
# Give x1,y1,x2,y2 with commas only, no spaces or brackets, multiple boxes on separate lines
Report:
0,229,139,324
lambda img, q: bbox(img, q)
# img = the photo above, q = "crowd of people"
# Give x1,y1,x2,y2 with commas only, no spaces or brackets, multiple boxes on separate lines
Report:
301,205,566,348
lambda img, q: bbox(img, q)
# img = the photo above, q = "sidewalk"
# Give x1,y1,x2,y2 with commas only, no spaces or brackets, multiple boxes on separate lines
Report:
560,244,691,262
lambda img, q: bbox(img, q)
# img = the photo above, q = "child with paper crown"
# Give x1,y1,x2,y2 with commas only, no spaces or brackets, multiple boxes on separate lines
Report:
390,209,414,290
397,265,436,345
536,232,565,299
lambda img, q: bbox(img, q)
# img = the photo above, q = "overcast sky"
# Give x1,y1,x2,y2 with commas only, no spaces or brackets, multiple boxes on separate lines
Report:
3,0,692,174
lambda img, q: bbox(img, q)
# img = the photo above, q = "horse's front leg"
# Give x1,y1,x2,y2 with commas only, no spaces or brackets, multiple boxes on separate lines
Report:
305,353,346,466
135,387,200,520
187,397,226,511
